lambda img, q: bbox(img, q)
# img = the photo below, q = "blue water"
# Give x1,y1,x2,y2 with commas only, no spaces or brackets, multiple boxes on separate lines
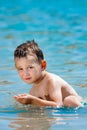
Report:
0,0,87,129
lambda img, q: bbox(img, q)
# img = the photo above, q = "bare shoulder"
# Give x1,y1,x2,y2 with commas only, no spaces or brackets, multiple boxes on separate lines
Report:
47,72,79,97
46,72,63,89
46,72,75,92
46,72,66,85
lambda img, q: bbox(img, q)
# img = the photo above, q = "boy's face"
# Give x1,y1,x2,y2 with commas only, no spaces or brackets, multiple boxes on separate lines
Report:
14,55,45,84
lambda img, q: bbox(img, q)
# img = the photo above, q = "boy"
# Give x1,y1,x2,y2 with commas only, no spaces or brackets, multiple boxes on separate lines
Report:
14,40,82,107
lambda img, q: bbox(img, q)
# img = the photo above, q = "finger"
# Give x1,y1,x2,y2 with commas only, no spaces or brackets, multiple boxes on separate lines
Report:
21,94,27,96
14,95,18,98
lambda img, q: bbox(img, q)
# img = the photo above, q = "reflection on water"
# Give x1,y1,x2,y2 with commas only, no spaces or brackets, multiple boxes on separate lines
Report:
1,105,87,130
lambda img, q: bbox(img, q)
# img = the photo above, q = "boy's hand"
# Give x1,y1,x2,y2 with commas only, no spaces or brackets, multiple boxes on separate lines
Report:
14,94,32,105
14,93,60,107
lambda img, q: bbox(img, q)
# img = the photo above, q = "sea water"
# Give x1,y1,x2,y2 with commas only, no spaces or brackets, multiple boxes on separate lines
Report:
0,0,87,129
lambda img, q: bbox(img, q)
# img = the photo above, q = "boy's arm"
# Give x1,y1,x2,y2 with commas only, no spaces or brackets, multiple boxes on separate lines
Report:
30,95,58,107
14,94,59,107
47,79,63,107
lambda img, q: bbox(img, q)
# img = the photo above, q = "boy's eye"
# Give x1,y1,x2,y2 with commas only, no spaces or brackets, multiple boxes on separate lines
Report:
18,68,23,71
28,66,34,69
29,66,33,69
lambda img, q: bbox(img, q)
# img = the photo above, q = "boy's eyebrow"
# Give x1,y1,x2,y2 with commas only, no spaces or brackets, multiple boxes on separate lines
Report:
15,64,20,68
15,63,34,68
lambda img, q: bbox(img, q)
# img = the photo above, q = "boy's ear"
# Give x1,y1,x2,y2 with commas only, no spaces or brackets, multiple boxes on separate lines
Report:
41,60,47,70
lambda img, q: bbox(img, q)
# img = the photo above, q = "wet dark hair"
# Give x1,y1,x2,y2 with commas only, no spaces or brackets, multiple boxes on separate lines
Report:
14,40,44,63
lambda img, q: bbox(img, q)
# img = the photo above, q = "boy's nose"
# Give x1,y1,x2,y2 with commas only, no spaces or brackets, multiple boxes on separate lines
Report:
25,70,30,76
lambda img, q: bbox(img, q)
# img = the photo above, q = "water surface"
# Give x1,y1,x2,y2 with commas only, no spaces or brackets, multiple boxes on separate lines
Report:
0,0,87,130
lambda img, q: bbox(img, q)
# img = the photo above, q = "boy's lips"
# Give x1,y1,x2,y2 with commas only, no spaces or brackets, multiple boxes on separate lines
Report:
25,77,31,80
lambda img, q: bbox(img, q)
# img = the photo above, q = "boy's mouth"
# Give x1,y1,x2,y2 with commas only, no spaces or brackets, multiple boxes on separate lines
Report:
25,77,31,80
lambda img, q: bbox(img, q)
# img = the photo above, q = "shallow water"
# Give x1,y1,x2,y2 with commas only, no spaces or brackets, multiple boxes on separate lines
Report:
0,0,87,130
0,105,87,130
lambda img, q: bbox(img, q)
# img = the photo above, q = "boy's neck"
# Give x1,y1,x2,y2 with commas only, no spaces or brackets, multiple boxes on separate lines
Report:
33,71,47,86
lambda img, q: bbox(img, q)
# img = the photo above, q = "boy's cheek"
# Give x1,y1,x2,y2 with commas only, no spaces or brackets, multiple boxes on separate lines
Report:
18,72,23,77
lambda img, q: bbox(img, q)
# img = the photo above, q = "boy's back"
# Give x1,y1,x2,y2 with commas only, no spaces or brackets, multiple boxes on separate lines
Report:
29,71,82,107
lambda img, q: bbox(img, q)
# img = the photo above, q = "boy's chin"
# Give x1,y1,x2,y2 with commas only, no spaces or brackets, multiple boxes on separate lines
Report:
24,80,33,84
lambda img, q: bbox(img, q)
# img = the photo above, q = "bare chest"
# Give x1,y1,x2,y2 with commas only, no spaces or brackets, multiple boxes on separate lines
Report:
30,85,48,100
